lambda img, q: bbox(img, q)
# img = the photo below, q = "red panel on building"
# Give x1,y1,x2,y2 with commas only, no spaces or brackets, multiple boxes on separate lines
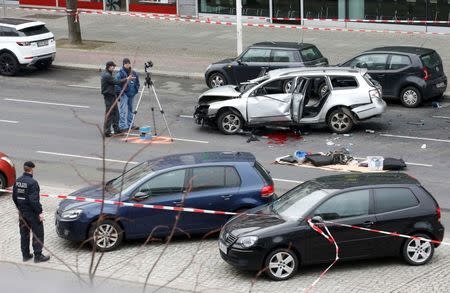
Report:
57,1,103,9
20,0,57,6
130,4,176,15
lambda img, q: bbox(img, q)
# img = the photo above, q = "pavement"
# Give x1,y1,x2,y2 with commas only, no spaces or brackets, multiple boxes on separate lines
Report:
0,6,449,98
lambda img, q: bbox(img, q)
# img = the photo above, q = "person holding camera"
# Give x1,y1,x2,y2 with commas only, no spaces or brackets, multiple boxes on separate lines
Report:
101,61,135,137
115,58,140,132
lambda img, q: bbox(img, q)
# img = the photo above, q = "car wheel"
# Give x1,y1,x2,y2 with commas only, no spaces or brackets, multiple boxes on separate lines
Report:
0,52,19,76
402,233,434,266
327,108,354,134
35,60,52,70
283,80,293,93
400,86,422,108
89,219,123,251
0,173,6,190
208,72,227,88
264,248,299,281
217,111,243,135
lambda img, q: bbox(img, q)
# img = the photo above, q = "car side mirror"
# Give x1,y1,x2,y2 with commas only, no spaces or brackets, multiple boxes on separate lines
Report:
237,59,243,65
311,215,324,224
131,191,150,201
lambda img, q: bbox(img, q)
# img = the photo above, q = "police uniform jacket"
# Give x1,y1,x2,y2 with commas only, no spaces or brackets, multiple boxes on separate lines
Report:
12,173,42,215
101,70,127,97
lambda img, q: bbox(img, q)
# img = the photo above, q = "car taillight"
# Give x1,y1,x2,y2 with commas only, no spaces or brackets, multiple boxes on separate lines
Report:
261,185,274,197
16,41,31,46
423,67,430,81
437,207,441,222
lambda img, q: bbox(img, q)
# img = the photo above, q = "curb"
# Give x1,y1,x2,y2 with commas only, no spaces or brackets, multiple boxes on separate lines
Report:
52,62,204,81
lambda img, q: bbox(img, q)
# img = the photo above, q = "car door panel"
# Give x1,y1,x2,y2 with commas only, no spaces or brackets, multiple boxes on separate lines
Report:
233,48,270,84
385,54,414,97
247,94,292,123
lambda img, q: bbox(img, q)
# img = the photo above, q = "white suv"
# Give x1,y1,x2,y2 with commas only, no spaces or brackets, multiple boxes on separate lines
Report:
0,18,56,75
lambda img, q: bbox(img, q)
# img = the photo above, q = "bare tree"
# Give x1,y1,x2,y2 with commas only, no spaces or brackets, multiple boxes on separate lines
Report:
66,0,82,45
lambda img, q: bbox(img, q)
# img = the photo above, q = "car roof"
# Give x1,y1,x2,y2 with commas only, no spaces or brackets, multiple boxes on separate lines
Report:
0,18,45,29
251,42,316,50
267,67,366,78
312,173,419,190
366,46,435,55
145,152,256,171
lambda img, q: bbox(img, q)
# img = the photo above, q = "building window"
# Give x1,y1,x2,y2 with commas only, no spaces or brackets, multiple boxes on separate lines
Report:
198,0,270,16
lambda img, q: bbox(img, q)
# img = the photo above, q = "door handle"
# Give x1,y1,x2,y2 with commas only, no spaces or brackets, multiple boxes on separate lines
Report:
221,195,233,200
363,221,374,226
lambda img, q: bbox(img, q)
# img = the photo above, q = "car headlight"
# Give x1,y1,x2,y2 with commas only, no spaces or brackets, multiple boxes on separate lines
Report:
233,236,258,248
61,209,83,220
1,156,14,168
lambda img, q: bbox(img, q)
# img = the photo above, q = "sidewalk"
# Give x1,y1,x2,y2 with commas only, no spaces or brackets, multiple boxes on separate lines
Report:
3,7,450,95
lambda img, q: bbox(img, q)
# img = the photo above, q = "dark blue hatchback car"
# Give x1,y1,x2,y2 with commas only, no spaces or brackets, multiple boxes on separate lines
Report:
55,152,274,251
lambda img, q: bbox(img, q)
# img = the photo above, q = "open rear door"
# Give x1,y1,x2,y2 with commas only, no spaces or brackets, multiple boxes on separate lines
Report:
291,77,306,123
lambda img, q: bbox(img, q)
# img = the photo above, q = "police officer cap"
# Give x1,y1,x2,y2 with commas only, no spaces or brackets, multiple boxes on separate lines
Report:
24,161,35,168
105,61,116,68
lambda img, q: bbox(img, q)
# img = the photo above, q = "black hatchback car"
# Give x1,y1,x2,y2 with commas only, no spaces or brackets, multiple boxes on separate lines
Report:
219,173,444,281
340,46,447,107
205,42,328,88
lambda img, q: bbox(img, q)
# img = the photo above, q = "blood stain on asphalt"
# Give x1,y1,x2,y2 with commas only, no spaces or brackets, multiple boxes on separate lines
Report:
265,131,303,144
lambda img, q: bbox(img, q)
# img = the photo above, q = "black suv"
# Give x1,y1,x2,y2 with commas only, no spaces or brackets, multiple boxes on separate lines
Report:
205,42,328,88
340,46,447,107
219,173,444,281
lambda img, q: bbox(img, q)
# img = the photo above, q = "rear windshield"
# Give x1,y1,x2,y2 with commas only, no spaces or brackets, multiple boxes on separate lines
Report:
254,161,273,185
18,25,50,36
420,51,442,68
300,46,323,62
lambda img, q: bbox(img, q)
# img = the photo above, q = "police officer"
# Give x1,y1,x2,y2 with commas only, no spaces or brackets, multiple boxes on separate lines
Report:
12,161,50,263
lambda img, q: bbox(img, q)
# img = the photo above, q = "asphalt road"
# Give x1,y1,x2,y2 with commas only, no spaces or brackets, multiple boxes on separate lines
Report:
1,67,450,206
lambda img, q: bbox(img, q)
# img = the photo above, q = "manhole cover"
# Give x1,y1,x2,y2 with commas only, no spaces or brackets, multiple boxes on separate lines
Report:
25,14,65,20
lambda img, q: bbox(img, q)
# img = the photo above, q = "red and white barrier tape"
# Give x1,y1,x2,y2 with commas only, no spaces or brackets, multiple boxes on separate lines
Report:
13,7,450,36
306,219,339,292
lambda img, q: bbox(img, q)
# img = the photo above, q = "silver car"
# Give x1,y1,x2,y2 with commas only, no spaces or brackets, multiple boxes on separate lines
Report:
194,67,386,134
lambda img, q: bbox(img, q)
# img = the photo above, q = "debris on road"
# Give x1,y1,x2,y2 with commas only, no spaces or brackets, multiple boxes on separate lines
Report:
432,102,443,108
365,129,375,133
421,144,427,149
407,120,425,126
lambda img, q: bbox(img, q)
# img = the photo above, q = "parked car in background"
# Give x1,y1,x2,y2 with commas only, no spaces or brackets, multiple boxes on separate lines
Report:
0,18,56,76
0,152,16,190
195,67,385,134
219,173,444,281
205,42,328,88
340,46,447,107
55,152,275,251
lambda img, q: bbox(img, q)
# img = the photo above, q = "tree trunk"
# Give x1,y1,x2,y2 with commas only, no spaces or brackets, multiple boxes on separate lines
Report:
66,0,82,45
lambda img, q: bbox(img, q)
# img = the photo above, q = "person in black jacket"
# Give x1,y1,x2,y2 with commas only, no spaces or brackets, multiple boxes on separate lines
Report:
12,161,50,263
101,61,135,137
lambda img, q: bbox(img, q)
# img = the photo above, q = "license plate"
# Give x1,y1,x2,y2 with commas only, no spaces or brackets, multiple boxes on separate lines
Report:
219,241,227,254
37,40,48,47
436,82,446,88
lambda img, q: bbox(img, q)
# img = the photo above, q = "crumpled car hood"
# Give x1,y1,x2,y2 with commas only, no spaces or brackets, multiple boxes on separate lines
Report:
198,85,241,104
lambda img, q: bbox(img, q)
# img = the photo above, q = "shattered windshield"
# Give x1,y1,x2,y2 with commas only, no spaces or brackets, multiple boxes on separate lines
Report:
238,75,269,93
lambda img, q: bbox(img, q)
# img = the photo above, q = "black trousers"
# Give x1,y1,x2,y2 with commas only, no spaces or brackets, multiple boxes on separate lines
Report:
103,94,120,134
19,213,44,257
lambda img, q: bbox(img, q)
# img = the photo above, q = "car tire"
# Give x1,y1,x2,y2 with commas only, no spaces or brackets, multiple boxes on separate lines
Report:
35,60,53,70
0,173,6,190
217,110,243,135
88,219,124,251
264,248,299,281
402,233,434,266
208,72,227,88
327,108,354,134
0,52,19,76
400,86,422,108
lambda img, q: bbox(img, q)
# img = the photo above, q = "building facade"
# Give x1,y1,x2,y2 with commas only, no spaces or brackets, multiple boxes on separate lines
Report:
19,0,450,25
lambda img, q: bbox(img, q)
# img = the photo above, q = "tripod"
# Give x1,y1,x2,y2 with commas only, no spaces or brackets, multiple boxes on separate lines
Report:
125,69,173,142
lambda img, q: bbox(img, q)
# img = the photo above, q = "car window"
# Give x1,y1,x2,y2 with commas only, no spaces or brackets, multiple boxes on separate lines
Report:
254,78,290,95
0,26,19,37
389,55,412,70
135,169,186,196
253,161,273,185
420,51,442,68
329,76,358,89
374,188,419,214
314,189,370,221
191,166,240,191
240,48,270,63
300,47,322,61
347,54,388,70
17,25,50,36
270,50,297,62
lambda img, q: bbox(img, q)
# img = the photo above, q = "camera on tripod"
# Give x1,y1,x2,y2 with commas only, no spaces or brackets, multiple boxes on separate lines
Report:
144,60,153,73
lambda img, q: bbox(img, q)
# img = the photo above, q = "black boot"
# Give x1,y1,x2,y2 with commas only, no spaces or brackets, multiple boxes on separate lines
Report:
22,253,33,262
34,253,50,263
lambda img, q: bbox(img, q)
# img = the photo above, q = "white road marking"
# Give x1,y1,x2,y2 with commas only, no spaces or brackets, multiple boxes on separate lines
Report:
67,84,100,90
354,157,432,168
4,98,90,109
432,115,450,120
37,151,139,165
273,178,302,184
0,119,19,124
380,134,450,143
179,115,194,119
